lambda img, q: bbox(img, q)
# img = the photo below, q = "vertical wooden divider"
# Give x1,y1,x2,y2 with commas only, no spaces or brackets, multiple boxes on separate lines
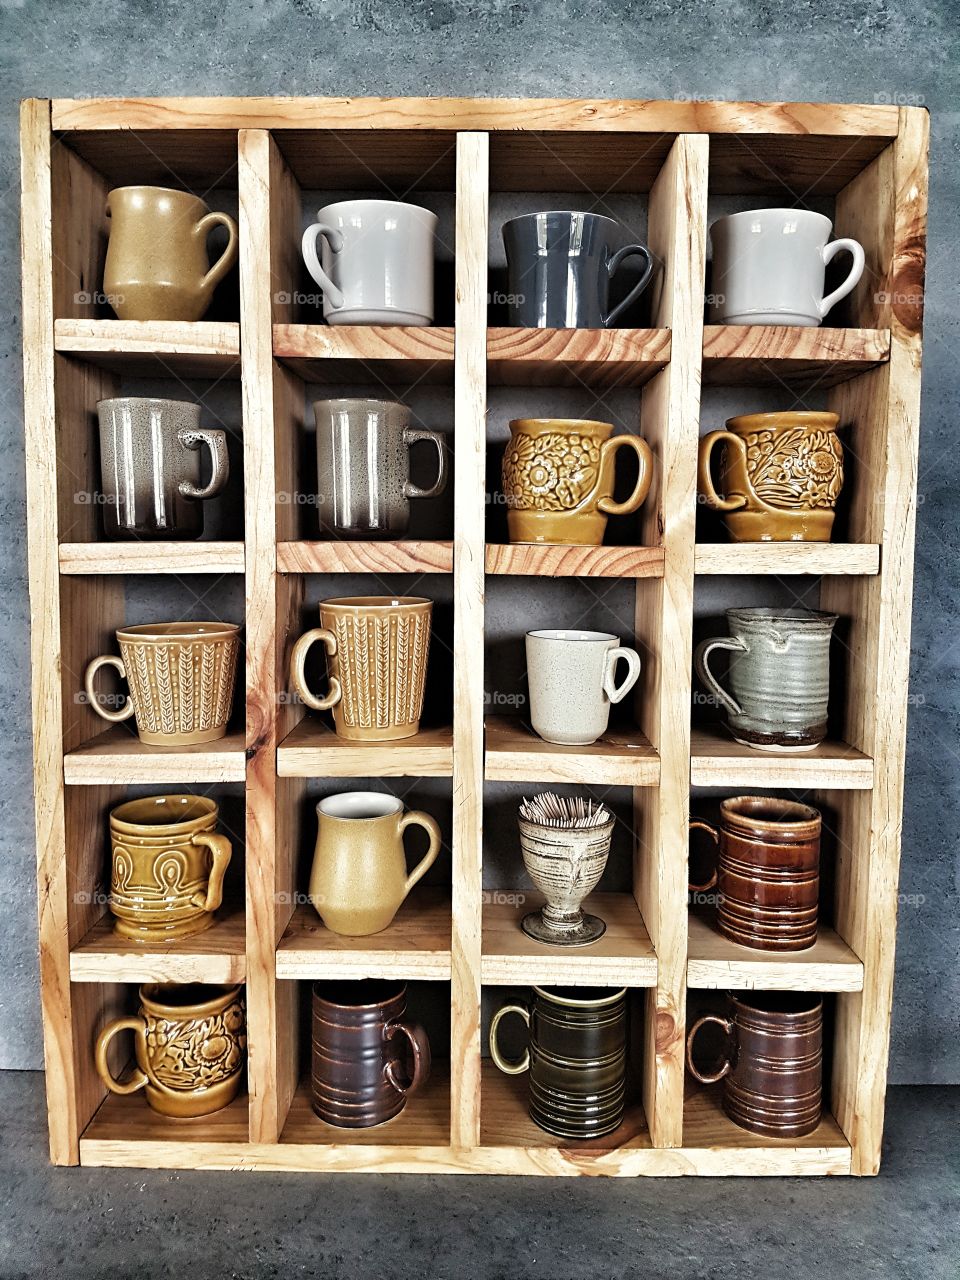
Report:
450,131,488,1149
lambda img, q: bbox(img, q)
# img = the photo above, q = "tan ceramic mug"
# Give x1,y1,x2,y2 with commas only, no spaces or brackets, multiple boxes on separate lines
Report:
84,622,240,746
108,794,233,942
103,186,238,322
95,983,246,1118
309,792,442,936
290,596,432,741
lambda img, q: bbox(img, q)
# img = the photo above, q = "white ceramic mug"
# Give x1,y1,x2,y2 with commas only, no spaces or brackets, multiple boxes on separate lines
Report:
301,199,438,326
709,209,865,327
525,629,642,746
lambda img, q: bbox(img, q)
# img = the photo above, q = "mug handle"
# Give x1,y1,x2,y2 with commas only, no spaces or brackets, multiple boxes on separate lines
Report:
383,1019,432,1097
694,636,747,718
301,223,346,309
603,243,654,327
489,1003,531,1075
697,430,754,513
686,1014,736,1085
602,646,642,704
195,211,239,294
178,427,230,501
689,819,719,893
290,627,342,712
95,1016,149,1096
189,830,232,913
819,237,866,319
83,655,135,724
596,435,654,517
403,428,449,500
398,809,442,898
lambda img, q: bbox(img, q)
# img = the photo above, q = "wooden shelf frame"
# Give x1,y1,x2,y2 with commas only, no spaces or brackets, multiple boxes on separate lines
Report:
21,96,927,1178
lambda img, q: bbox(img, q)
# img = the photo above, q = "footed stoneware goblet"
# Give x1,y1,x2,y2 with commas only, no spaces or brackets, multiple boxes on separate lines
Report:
518,793,614,947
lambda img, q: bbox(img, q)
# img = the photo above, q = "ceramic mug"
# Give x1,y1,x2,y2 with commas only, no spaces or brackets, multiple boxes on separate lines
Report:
502,418,653,545
526,629,642,746
502,211,654,328
695,608,838,752
301,199,437,326
311,980,431,1128
687,992,823,1138
290,596,432,741
309,792,442,936
95,983,246,1118
690,796,821,952
490,986,627,1139
97,397,230,540
84,622,241,746
108,794,233,943
709,209,865,327
698,411,844,543
314,398,448,538
103,186,238,322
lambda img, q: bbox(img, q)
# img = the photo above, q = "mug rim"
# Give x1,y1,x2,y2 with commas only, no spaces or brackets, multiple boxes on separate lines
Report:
527,628,618,644
110,793,218,832
533,985,627,1007
502,210,622,229
106,184,207,202
317,792,403,821
139,982,242,1018
312,397,407,414
320,595,432,610
719,795,821,829
725,411,841,434
96,396,201,414
725,607,839,626
710,207,832,229
312,979,407,1009
730,990,823,1018
509,417,615,434
315,197,437,222
116,621,241,642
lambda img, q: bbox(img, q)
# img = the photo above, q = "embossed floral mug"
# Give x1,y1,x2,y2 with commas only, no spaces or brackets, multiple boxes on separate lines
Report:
698,411,844,542
502,419,653,545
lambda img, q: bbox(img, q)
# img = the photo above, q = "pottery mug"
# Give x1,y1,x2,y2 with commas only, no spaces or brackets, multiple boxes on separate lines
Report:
502,211,654,328
95,983,246,1118
290,596,432,741
519,806,615,947
502,418,653,545
314,398,448,539
698,412,844,543
709,209,865,327
695,608,838,752
690,796,821,952
108,794,233,943
526,629,642,746
309,792,442,936
687,992,823,1138
311,980,431,1128
490,986,627,1139
301,199,437,326
84,622,241,746
103,186,238,322
97,397,230,540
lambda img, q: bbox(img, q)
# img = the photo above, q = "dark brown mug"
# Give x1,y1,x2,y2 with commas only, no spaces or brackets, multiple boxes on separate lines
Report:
690,796,821,951
687,991,823,1138
311,980,431,1128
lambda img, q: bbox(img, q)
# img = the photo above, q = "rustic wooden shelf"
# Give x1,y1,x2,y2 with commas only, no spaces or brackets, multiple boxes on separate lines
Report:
276,719,454,778
59,541,245,575
273,323,455,383
487,327,670,388
277,540,453,575
690,727,874,790
694,543,880,576
485,544,664,579
686,911,864,992
682,1086,851,1175
63,726,247,785
485,715,659,786
54,318,241,378
280,1069,451,1150
702,325,890,387
70,906,246,984
81,1087,251,1166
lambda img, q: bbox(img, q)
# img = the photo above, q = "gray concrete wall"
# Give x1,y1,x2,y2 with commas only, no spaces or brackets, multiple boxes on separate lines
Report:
0,0,956,1080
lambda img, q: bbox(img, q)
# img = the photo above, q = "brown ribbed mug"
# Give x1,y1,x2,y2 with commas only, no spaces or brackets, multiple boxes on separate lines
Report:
690,796,821,951
687,992,823,1138
311,981,431,1128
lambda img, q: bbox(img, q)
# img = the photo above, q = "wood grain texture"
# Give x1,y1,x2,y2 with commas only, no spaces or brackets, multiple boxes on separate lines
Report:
485,544,664,579
682,1085,850,1171
486,328,670,389
63,726,246,784
686,912,864,992
277,719,453,777
690,727,874,789
484,715,659,786
59,542,245,575
277,541,453,575
273,324,455,384
53,319,241,378
694,543,879,576
70,906,246,983
702,326,890,387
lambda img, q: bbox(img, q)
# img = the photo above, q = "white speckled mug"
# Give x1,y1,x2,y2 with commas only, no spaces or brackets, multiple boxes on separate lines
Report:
525,629,642,746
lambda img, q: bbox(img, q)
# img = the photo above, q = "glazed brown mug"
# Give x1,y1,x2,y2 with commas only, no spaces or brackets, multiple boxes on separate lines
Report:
311,980,431,1128
95,983,246,1118
687,992,823,1138
690,796,821,951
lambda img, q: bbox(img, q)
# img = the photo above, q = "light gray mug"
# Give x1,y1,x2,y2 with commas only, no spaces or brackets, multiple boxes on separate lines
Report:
695,607,838,752
525,629,642,746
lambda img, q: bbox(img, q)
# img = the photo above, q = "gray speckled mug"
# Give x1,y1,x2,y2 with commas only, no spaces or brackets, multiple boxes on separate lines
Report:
695,608,838,752
314,399,448,539
526,629,642,746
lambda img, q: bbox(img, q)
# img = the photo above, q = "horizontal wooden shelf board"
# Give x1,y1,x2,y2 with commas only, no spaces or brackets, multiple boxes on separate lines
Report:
59,541,245,575
686,912,863,992
485,716,659,786
54,319,241,378
276,892,451,980
683,1085,850,1171
277,540,453,575
51,127,240,188
81,1082,251,1147
690,727,874,790
702,326,890,387
694,543,879,576
280,1068,450,1148
485,544,664,579
63,726,247,785
277,719,454,777
273,324,455,384
70,907,246,983
486,328,670,388
482,891,657,988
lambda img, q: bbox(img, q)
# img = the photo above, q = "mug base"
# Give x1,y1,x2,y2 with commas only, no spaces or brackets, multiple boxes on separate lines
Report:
331,720,422,742
144,1070,242,1118
521,911,606,948
136,724,229,746
717,311,820,327
111,911,216,943
730,733,820,754
325,309,433,326
507,510,606,546
724,510,835,543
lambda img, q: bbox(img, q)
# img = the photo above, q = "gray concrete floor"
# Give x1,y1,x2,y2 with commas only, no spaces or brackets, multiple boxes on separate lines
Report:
0,1074,956,1279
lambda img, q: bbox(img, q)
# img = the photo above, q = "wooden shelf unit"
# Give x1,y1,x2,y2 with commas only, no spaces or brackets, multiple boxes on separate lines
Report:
21,96,927,1177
